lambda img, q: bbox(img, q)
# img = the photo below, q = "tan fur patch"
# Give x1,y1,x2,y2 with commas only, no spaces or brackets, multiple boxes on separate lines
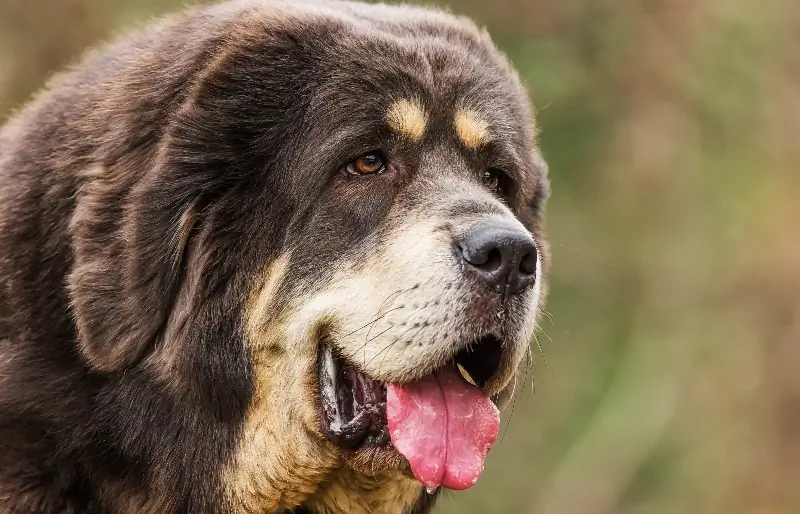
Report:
245,253,292,345
227,345,336,512
387,99,427,142
230,252,334,512
454,109,491,149
76,165,105,180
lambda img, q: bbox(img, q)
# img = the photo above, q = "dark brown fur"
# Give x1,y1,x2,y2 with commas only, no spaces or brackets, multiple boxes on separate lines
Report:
0,1,549,512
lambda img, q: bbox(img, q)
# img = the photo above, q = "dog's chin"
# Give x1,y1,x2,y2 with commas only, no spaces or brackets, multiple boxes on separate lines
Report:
315,334,505,479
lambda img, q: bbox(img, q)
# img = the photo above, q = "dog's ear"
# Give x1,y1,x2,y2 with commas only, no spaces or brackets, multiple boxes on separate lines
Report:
65,22,238,373
68,170,204,372
65,20,319,373
61,19,221,373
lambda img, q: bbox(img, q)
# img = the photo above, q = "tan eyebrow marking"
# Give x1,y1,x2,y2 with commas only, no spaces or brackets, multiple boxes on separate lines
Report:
454,109,491,149
386,99,428,142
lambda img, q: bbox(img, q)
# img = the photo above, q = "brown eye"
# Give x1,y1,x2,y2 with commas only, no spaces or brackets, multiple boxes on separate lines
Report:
347,151,386,175
482,168,503,192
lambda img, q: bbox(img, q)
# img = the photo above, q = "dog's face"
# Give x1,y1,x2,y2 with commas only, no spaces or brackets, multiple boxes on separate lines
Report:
233,13,549,510
60,1,549,512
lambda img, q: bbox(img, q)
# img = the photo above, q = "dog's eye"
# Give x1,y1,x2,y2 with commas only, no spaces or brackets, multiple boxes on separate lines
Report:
482,168,503,193
347,151,386,175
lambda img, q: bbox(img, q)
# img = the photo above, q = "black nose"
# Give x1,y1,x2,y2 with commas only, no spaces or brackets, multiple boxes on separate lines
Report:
457,221,538,295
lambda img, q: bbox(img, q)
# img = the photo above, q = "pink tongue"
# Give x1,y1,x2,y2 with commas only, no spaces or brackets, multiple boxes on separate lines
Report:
386,368,500,490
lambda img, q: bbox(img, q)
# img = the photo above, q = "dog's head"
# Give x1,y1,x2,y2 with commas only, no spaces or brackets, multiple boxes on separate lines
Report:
65,1,549,512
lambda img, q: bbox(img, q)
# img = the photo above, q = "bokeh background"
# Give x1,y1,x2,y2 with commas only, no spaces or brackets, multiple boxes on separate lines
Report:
1,0,798,513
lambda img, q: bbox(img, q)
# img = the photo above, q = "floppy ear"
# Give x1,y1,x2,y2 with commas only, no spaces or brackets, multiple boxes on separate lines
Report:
68,168,205,372
65,18,320,373
65,20,242,373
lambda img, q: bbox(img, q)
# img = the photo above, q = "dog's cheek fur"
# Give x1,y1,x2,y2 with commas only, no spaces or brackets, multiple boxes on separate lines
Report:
229,254,332,512
235,255,427,514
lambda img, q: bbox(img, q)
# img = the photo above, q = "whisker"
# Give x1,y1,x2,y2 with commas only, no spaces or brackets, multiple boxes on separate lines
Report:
344,306,420,366
533,331,559,390
500,348,529,444
499,311,519,443
538,326,554,345
340,305,404,339
364,285,417,342
379,323,425,372
366,323,419,369
363,303,425,347
346,301,426,365
527,344,538,395
354,324,395,367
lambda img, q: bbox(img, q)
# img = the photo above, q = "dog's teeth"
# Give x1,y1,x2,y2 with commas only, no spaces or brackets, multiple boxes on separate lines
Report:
457,363,478,387
321,346,342,431
323,346,336,377
426,486,439,494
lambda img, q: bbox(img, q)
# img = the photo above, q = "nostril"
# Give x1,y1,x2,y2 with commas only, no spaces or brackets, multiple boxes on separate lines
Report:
519,247,537,275
460,241,503,272
483,248,503,273
459,242,484,267
460,242,504,274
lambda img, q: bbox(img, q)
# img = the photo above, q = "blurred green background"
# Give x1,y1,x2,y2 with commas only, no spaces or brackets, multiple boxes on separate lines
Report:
1,0,798,513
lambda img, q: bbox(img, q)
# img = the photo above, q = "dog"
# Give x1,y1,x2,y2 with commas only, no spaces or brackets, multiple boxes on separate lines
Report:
0,0,550,512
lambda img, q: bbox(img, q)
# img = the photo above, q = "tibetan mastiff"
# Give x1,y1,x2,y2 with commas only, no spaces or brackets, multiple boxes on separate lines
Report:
0,0,550,512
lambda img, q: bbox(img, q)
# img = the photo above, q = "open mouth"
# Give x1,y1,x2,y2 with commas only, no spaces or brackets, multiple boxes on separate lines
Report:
318,336,504,490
